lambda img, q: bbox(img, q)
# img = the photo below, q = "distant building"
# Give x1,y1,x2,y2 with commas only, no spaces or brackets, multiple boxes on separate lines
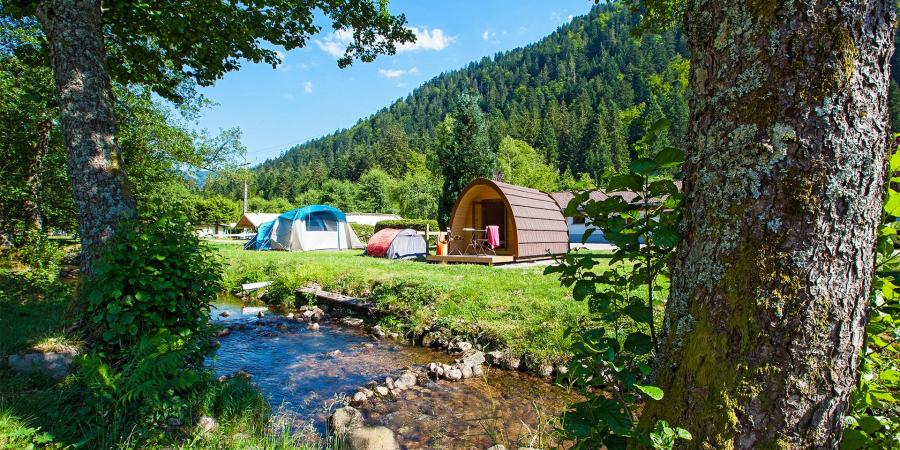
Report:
345,212,402,226
236,213,281,232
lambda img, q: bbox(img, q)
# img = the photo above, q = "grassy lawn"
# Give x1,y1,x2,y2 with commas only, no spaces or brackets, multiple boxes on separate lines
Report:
213,241,613,362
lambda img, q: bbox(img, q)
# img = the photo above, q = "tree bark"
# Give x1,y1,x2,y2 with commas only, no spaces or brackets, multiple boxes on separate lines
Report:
23,118,52,232
35,0,136,273
642,1,895,448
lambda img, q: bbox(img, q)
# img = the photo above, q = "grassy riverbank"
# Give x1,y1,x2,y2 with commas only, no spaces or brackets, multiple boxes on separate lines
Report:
214,241,613,362
0,251,319,449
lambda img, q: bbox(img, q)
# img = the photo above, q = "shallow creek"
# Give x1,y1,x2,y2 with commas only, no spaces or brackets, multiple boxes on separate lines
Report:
210,298,577,449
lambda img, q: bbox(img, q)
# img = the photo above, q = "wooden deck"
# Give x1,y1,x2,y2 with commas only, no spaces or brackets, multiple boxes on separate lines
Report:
425,254,516,265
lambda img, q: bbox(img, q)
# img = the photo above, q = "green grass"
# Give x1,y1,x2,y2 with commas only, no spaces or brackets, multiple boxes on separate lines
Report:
213,241,614,362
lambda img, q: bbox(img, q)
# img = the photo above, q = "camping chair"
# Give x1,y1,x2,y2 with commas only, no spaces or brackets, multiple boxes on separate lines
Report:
461,228,478,254
448,229,467,255
470,228,495,256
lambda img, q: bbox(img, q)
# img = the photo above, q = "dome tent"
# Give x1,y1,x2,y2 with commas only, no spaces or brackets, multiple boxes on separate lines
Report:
365,228,427,259
245,205,363,251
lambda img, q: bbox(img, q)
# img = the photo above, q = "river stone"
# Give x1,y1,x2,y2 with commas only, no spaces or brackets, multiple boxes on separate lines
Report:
285,313,295,320
218,311,231,317
351,392,368,406
360,387,374,398
307,322,320,331
472,364,484,377
235,369,252,380
347,426,399,450
326,350,342,358
257,311,265,318
197,415,218,435
275,323,288,330
374,386,389,396
330,406,364,435
462,350,486,367
452,341,473,352
539,364,554,378
445,368,463,381
397,372,417,389
460,364,473,379
8,352,75,379
385,377,395,390
485,351,504,366
501,354,521,371
485,445,507,450
370,325,385,339
342,317,365,327
217,327,231,337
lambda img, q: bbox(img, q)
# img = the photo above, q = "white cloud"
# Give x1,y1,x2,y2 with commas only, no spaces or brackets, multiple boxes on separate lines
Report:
315,27,454,57
378,67,419,78
482,28,497,42
314,29,354,57
567,15,574,22
273,50,290,71
303,81,313,94
398,27,454,52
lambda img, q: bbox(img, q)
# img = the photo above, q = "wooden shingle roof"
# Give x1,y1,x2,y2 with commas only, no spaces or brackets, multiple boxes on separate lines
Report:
486,180,569,258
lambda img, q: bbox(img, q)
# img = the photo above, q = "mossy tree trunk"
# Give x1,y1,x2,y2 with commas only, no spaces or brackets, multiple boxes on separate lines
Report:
35,0,136,272
642,1,895,448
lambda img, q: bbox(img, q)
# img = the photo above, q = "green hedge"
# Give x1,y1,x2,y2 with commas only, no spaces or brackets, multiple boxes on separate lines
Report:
350,223,376,243
374,219,439,233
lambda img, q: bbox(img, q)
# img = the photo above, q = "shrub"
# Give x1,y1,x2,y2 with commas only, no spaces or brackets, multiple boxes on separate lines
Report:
369,280,444,329
76,217,223,443
81,217,222,362
374,219,438,233
350,223,375,243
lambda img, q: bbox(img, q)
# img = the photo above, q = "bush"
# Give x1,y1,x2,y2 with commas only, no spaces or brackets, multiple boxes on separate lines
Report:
374,219,438,233
369,280,445,331
76,217,223,442
350,223,375,243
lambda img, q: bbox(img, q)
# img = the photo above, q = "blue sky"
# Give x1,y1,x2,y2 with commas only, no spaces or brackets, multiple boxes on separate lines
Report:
194,0,594,164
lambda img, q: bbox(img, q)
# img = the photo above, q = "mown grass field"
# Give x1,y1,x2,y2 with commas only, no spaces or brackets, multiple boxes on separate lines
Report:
213,241,614,362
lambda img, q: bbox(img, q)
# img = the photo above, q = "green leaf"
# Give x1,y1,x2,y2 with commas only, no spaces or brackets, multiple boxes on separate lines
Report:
653,146,685,168
573,280,595,301
630,158,657,175
885,188,900,217
623,303,653,323
625,332,653,355
635,384,664,400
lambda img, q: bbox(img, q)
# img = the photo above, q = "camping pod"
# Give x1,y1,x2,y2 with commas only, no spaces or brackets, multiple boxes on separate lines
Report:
427,178,569,264
245,205,363,251
365,228,427,259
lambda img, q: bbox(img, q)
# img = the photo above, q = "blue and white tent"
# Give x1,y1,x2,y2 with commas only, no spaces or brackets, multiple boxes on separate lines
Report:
244,205,363,251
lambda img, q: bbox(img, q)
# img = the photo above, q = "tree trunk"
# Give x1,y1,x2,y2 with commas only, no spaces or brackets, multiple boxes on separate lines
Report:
642,1,895,448
35,0,136,273
23,118,52,232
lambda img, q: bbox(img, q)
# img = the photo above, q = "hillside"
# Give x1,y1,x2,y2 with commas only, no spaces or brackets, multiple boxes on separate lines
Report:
247,3,689,200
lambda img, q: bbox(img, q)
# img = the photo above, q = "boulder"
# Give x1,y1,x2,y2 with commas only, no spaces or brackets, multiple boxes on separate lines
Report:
370,325,386,339
329,406,364,435
218,311,231,317
7,351,74,380
462,350,486,367
347,426,399,450
342,317,365,327
197,415,218,436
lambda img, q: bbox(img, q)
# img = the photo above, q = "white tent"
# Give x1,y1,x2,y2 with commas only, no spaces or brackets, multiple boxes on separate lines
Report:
246,205,363,251
236,213,280,231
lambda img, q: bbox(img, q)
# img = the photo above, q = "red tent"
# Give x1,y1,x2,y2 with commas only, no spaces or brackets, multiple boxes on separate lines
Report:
366,228,403,257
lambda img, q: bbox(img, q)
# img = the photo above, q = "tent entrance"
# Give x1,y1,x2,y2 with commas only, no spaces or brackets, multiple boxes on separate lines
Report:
479,200,506,249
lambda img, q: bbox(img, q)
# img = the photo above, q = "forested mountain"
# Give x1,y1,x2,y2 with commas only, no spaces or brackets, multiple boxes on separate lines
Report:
245,3,690,201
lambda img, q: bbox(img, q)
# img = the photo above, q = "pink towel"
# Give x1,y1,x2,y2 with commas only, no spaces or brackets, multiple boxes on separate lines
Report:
486,225,500,249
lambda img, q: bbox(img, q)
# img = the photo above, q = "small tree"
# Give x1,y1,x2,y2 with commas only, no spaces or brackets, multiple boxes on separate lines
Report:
437,94,497,225
497,136,559,191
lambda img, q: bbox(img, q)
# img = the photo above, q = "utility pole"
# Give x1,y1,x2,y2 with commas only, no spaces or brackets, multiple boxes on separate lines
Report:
241,154,250,213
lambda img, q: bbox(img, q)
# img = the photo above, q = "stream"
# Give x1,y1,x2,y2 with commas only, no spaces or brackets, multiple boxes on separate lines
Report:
210,297,577,449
